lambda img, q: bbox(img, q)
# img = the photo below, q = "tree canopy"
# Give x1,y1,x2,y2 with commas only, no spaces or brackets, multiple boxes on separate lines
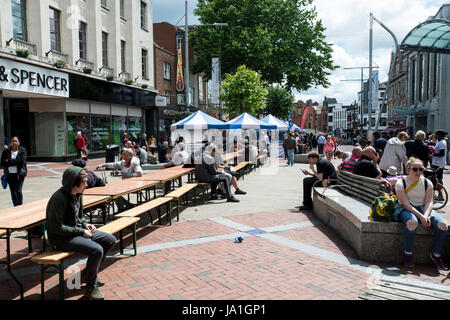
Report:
220,65,267,118
189,0,337,92
265,86,294,120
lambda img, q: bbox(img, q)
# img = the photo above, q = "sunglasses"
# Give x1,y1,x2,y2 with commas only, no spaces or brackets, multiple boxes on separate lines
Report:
411,167,424,172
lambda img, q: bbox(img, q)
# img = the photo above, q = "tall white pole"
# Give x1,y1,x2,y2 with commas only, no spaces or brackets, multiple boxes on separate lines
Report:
368,13,373,136
185,0,190,112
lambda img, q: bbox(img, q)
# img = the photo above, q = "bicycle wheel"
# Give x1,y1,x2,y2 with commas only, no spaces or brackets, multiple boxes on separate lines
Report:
433,184,448,210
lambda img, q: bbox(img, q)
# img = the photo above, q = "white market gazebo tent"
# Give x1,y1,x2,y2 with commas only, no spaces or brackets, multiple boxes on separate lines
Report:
261,114,289,131
226,113,277,130
170,110,229,130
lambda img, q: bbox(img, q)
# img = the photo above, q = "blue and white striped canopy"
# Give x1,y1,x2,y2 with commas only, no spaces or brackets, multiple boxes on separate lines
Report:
226,113,277,130
261,115,289,131
290,124,302,132
171,111,228,130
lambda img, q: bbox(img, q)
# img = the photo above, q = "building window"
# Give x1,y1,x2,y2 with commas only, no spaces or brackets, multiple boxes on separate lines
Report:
120,0,125,18
419,54,424,101
411,58,416,103
49,7,61,52
199,76,204,103
140,1,147,29
101,0,107,8
102,32,108,67
121,41,126,72
79,21,87,60
163,62,171,80
141,49,148,79
433,53,438,97
164,91,171,104
11,0,27,41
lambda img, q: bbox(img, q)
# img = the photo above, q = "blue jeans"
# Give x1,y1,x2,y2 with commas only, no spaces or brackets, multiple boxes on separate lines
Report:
287,149,295,166
6,173,25,206
394,205,448,254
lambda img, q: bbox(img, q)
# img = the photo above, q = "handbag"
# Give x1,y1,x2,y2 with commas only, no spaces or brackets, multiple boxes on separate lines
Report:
81,148,89,158
1,174,7,189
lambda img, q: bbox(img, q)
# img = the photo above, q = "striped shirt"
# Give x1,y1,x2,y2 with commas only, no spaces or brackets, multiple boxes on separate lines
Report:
341,156,359,173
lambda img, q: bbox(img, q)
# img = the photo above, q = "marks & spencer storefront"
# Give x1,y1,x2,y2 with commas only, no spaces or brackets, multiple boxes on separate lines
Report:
0,56,157,161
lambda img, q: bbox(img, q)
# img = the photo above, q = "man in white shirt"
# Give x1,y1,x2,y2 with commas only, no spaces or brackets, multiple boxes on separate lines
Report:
432,129,447,185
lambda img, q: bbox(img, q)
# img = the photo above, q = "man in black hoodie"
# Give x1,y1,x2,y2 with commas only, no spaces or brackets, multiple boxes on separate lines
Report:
46,167,116,300
405,130,429,167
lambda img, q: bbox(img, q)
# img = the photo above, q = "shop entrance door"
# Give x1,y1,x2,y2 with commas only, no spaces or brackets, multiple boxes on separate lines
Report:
8,99,30,151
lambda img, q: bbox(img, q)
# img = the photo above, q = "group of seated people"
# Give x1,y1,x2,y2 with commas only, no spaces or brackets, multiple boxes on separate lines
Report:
300,130,449,271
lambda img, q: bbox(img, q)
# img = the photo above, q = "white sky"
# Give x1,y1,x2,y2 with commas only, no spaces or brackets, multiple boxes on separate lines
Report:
153,0,446,105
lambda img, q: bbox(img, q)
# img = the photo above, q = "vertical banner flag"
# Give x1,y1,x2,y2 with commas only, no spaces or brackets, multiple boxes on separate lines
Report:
288,110,293,132
176,36,184,92
300,106,310,129
210,58,220,105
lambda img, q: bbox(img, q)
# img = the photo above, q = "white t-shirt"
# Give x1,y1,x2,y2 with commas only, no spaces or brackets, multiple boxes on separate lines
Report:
432,139,447,167
8,151,18,174
172,151,189,166
395,175,432,207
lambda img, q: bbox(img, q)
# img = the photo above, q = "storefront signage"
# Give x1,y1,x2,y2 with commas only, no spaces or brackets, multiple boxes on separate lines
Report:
0,57,69,97
156,95,167,107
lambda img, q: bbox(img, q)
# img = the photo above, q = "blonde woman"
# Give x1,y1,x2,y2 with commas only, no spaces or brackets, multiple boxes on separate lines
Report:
394,157,448,270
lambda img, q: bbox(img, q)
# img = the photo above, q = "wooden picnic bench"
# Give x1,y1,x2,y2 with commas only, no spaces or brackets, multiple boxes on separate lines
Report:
115,197,174,225
164,184,200,224
31,217,140,300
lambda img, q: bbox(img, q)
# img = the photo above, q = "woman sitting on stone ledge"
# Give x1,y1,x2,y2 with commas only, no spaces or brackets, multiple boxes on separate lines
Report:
394,157,448,270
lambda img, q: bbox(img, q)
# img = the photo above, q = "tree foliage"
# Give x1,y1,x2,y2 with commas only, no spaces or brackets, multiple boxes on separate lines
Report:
189,0,337,92
220,65,267,118
265,86,294,120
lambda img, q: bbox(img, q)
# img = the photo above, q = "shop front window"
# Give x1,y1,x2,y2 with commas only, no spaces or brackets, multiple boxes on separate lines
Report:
30,112,65,157
128,116,142,140
112,116,127,146
67,114,90,155
91,115,111,152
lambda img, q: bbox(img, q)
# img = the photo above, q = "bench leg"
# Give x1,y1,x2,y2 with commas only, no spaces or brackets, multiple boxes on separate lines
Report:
194,187,197,206
40,265,45,300
27,230,32,253
132,224,137,256
153,186,156,199
58,262,65,301
119,230,124,255
157,206,162,225
176,199,180,222
42,222,47,252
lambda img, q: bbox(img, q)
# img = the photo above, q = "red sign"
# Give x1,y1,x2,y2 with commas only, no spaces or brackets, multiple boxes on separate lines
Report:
300,106,310,129
176,38,184,92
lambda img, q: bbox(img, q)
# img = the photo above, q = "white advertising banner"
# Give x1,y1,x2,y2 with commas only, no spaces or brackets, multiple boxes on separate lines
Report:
210,57,220,105
0,57,69,97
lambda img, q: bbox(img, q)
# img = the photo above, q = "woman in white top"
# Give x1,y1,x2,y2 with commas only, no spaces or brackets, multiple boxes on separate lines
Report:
394,157,448,270
1,136,27,206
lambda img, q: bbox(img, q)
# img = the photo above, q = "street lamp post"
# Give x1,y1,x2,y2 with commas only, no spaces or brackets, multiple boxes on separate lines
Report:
179,1,228,115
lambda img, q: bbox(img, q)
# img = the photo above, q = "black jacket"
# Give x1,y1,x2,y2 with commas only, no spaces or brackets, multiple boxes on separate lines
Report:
1,146,27,177
194,153,220,182
405,139,429,167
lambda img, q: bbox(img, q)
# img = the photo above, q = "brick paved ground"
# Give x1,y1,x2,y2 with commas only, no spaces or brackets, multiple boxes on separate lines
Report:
1,148,450,300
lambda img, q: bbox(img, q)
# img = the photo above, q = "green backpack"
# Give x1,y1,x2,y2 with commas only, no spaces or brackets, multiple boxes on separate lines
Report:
369,193,398,222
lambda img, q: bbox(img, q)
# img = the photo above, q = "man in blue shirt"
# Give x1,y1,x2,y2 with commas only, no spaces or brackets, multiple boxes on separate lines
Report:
317,134,326,154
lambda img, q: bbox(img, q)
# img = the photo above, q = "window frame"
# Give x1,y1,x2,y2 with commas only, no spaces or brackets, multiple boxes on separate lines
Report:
11,0,27,41
121,40,126,73
163,62,171,80
141,48,148,80
79,21,87,61
102,31,108,67
140,1,148,30
49,6,61,52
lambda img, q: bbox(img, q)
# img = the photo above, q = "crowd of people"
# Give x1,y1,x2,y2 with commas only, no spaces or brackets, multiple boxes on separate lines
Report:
298,129,450,271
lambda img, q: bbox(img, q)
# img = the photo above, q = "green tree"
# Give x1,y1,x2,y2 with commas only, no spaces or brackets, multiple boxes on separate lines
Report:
190,0,337,92
265,86,294,120
220,65,267,118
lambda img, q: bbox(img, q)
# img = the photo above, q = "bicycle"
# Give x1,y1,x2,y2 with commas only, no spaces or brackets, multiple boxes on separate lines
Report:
424,168,448,210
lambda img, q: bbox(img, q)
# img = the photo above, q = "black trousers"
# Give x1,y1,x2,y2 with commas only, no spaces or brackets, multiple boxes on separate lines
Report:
6,173,24,207
210,174,233,198
303,176,318,207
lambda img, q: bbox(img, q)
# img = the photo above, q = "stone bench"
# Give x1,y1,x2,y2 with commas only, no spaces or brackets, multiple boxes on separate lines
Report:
312,171,450,264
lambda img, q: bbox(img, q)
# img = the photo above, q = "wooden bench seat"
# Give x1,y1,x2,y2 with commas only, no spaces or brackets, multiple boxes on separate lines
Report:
0,229,6,238
115,197,173,225
164,184,199,224
312,171,450,264
31,217,140,300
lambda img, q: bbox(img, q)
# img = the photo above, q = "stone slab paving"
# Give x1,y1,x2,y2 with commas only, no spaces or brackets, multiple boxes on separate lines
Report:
1,150,450,300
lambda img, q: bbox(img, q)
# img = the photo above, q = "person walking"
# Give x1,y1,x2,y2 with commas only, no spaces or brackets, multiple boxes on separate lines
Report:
379,131,409,177
317,133,326,155
285,134,296,166
431,129,448,186
394,157,448,270
1,136,27,207
74,131,87,160
404,130,430,168
149,136,157,155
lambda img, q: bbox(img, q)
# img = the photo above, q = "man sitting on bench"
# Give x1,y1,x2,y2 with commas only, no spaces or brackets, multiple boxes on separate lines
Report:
195,144,240,203
213,146,246,196
46,167,117,300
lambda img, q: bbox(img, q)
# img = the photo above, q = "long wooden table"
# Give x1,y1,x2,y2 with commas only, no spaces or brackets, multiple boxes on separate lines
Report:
129,167,195,194
0,195,111,300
